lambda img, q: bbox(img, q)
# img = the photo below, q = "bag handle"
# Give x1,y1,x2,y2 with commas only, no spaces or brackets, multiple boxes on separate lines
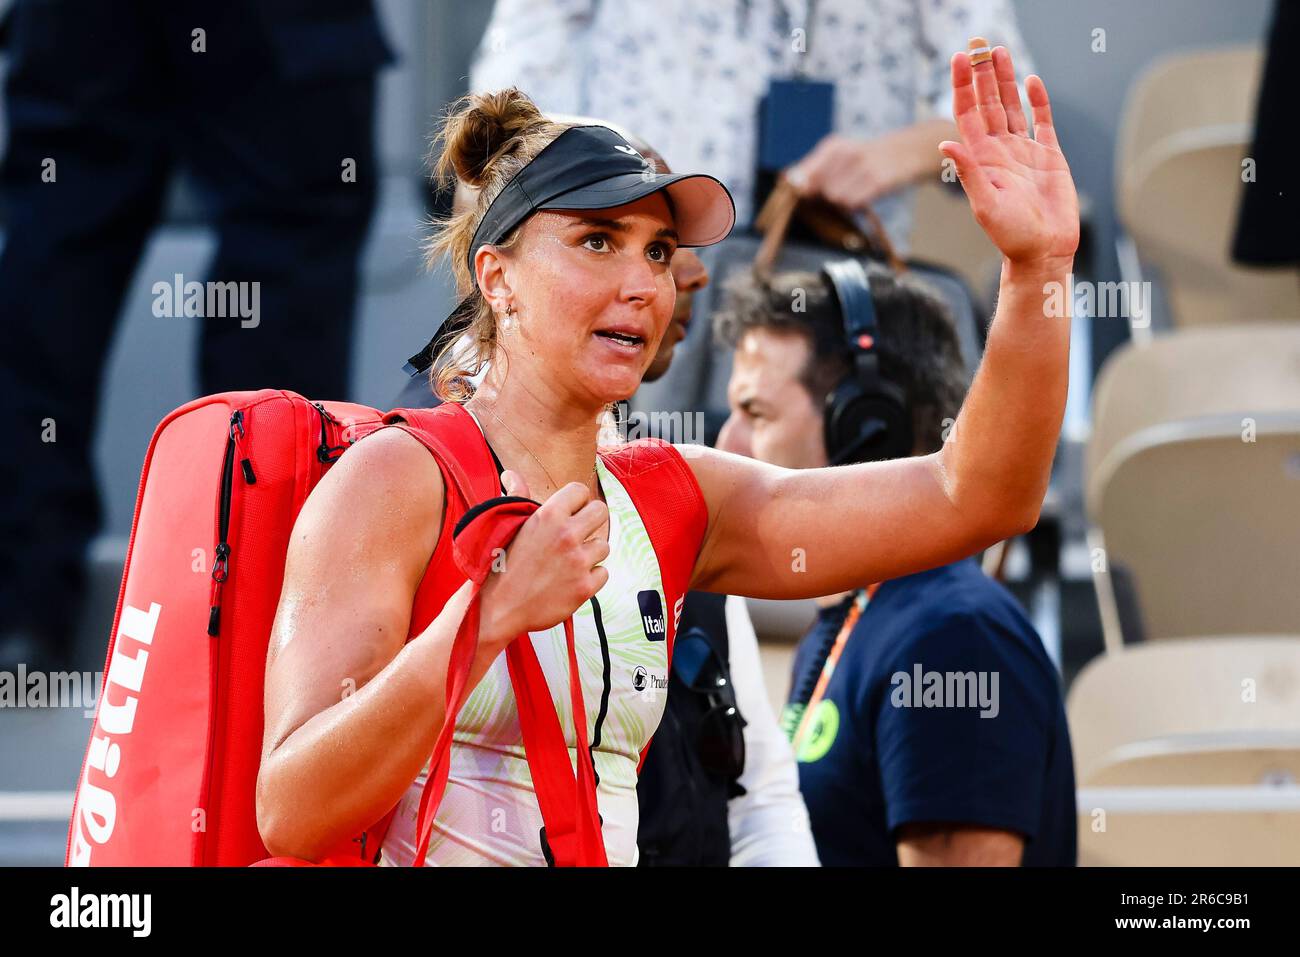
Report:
407,497,606,867
506,619,607,865
752,174,907,280
390,406,607,866
384,405,502,505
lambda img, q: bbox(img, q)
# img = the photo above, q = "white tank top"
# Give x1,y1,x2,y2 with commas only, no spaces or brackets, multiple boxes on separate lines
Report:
378,409,670,866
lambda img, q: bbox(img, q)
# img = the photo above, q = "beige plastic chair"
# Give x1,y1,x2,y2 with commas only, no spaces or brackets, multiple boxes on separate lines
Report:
1087,325,1300,488
1119,136,1300,330
909,179,1001,305
1069,638,1300,781
1114,45,1299,330
1077,804,1300,866
1070,638,1300,865
1115,46,1262,192
1085,326,1300,646
1107,45,1300,332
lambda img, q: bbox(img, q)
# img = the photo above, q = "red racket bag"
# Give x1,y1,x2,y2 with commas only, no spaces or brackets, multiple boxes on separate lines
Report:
65,389,707,867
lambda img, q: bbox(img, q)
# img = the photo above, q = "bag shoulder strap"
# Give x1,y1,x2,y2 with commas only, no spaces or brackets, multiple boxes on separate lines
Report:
599,439,710,778
599,438,710,668
378,403,607,866
382,403,501,506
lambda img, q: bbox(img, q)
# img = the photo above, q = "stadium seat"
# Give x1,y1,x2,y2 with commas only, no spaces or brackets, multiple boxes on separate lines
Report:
1115,46,1261,188
1085,325,1300,647
1077,801,1300,866
909,179,1001,313
1069,637,1300,865
1114,45,1299,331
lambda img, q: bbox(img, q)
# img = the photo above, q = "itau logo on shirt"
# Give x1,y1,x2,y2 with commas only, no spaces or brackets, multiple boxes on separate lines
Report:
637,590,665,641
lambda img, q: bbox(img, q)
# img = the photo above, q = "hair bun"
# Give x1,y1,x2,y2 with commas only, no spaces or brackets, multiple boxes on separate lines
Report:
440,87,546,188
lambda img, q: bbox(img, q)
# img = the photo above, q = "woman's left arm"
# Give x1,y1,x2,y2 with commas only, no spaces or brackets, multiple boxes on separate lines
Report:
688,45,1079,600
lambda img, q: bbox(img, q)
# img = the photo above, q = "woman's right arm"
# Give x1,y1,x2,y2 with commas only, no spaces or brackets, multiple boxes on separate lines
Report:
255,427,487,861
255,427,610,862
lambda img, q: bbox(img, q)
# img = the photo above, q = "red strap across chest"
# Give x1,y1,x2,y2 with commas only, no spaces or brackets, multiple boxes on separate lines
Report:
380,404,709,865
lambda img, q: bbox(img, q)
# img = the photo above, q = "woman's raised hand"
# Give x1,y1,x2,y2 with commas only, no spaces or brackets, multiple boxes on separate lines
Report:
939,44,1079,268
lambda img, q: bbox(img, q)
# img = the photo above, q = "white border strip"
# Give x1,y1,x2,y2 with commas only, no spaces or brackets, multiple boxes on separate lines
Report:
1079,786,1300,814
9,788,1300,822
0,791,74,821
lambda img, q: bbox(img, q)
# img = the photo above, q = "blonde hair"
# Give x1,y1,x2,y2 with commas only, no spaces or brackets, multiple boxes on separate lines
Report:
422,88,567,402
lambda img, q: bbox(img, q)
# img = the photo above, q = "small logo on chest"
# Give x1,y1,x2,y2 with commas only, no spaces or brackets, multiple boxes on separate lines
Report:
637,590,666,641
633,665,668,693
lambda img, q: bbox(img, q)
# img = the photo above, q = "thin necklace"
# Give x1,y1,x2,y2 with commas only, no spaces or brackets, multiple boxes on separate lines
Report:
469,399,599,498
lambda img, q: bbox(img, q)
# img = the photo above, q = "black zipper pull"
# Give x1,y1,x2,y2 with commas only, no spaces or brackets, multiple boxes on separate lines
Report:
208,411,243,637
231,410,256,484
313,402,349,463
208,542,230,637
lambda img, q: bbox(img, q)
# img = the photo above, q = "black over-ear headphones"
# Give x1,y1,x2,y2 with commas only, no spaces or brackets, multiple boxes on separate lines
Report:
820,259,913,465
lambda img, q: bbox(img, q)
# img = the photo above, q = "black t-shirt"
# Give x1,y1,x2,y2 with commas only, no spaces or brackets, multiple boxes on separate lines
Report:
783,558,1076,866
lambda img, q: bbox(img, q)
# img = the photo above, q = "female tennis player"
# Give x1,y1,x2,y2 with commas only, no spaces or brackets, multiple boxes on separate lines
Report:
256,43,1079,866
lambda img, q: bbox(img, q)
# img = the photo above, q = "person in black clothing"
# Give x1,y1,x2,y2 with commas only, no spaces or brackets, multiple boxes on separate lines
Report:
713,264,1077,866
0,0,392,670
1233,0,1299,268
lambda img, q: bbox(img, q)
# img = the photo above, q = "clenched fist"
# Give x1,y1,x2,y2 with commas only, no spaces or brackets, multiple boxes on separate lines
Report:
476,470,609,649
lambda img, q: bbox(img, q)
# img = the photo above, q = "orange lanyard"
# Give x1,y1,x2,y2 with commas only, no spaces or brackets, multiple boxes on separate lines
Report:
791,583,881,755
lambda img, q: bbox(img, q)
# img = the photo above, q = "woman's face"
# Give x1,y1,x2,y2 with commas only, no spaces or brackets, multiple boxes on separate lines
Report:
479,191,679,406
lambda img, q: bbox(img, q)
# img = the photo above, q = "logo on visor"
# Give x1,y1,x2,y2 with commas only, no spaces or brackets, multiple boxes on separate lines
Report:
637,590,666,641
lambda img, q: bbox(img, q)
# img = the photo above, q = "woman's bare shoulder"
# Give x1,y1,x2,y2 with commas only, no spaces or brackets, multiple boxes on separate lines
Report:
292,424,447,576
263,425,447,751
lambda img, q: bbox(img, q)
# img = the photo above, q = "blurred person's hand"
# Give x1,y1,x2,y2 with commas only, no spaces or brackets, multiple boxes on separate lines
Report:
785,119,956,211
